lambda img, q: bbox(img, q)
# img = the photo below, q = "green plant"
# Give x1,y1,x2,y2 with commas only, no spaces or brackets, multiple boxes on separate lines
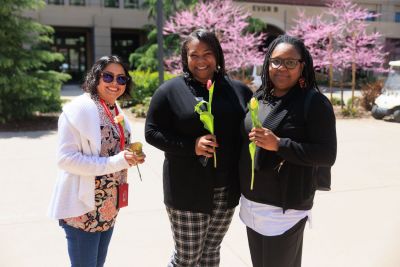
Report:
0,0,70,123
330,96,343,106
341,97,362,117
347,96,361,108
129,70,175,105
360,80,383,111
341,106,359,117
130,96,152,118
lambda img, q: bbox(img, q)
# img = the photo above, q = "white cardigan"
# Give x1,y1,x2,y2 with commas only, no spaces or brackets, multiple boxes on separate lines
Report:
48,93,132,219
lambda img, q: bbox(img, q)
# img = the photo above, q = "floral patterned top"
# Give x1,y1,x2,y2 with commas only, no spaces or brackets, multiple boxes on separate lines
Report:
63,97,130,232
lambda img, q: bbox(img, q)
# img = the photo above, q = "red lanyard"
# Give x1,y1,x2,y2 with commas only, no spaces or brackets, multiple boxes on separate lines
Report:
100,99,125,151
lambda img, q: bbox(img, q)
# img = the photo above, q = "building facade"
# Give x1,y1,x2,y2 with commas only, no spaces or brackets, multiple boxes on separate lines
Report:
25,0,150,82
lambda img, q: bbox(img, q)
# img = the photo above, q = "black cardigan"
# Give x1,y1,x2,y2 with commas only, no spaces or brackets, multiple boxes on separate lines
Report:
145,76,252,214
239,87,337,211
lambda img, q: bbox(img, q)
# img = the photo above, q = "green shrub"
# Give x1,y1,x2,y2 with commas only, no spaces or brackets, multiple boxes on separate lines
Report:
341,97,362,118
129,70,175,105
341,106,359,117
0,0,70,123
347,96,361,108
130,96,152,118
330,96,343,106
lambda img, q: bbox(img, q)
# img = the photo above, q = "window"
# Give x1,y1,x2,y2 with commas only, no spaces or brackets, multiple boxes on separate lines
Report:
70,0,85,6
395,12,400,23
366,11,377,21
47,0,64,5
111,30,142,65
104,0,119,8
124,0,139,9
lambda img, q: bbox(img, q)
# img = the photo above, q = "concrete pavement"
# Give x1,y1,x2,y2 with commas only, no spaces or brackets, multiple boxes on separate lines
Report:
1,88,400,266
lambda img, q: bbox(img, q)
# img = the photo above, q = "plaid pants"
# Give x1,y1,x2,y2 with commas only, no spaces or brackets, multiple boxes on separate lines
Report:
166,187,235,267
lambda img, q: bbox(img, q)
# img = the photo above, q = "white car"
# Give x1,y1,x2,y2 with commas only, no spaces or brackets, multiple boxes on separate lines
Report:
372,60,400,122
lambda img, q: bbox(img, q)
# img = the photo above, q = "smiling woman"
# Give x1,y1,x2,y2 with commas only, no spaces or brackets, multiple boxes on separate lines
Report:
238,35,337,267
48,55,146,267
97,63,129,105
145,29,252,266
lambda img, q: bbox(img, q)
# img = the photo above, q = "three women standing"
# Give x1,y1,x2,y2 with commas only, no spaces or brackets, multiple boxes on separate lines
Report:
145,29,252,266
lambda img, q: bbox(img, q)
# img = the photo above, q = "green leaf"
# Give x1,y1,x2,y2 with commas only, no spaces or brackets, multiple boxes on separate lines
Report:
249,142,256,190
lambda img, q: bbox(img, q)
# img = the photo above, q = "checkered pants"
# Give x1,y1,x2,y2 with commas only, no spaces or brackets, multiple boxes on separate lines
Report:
166,187,235,267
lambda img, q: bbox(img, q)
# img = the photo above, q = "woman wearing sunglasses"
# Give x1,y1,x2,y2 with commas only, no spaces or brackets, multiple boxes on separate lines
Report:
48,55,145,267
239,35,337,267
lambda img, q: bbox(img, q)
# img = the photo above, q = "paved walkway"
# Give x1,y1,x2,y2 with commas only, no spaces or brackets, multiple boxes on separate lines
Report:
1,87,399,267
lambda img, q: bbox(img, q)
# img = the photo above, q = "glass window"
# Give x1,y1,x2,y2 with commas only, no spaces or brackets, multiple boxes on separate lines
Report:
395,12,400,23
124,0,139,9
47,0,64,5
70,0,85,6
104,0,119,8
111,31,142,64
366,11,377,21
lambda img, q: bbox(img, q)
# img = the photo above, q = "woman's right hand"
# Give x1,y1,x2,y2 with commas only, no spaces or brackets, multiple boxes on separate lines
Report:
124,150,146,166
195,134,218,158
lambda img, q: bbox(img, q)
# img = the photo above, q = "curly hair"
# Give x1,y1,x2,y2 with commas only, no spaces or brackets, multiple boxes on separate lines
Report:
181,29,226,81
82,55,132,98
258,35,320,100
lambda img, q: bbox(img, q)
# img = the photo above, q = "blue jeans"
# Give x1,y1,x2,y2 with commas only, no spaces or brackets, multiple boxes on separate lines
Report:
60,222,114,267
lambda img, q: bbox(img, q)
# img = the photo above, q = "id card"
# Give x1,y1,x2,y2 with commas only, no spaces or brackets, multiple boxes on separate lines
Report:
118,183,129,208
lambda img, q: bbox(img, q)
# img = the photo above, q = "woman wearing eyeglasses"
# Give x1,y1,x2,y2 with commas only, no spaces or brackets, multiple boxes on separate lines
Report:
239,35,337,267
48,55,145,267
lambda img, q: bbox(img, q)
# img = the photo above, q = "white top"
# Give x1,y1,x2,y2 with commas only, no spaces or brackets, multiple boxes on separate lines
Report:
239,195,310,236
47,93,132,219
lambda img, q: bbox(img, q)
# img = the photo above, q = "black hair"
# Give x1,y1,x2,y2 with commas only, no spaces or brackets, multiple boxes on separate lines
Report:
82,55,132,99
258,34,319,100
181,29,226,81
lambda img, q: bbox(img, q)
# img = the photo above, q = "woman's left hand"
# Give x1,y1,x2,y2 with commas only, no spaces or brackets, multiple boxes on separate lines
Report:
249,127,280,151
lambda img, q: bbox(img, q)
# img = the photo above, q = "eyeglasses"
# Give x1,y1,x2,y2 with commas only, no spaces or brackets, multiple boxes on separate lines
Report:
270,58,302,69
101,72,129,85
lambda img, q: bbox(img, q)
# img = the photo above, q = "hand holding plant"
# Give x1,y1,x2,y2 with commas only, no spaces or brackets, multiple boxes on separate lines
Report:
194,80,217,168
127,142,145,180
248,97,262,190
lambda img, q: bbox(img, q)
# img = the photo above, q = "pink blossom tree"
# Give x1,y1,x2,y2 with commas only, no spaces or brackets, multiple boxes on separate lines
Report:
163,0,266,74
327,0,387,106
289,0,387,107
289,11,342,101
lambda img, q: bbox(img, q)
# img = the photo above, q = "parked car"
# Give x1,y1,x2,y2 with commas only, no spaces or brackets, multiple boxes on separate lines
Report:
372,60,400,122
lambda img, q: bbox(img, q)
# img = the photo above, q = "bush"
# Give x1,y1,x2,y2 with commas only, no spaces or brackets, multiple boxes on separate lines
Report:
341,106,359,117
129,70,175,105
330,96,344,106
131,97,152,118
360,80,383,111
341,97,362,118
0,1,70,123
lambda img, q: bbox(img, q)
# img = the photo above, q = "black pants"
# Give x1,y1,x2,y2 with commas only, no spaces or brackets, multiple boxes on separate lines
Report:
246,216,307,267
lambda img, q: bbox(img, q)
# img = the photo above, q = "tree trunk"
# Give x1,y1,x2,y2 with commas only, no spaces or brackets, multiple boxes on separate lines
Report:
340,75,344,110
352,61,356,109
328,33,333,101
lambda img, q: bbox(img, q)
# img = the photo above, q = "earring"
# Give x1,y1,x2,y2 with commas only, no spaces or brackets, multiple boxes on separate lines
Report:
299,77,306,89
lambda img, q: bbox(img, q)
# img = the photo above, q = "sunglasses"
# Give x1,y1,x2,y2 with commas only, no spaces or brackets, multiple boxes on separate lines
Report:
270,58,302,69
101,72,129,85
